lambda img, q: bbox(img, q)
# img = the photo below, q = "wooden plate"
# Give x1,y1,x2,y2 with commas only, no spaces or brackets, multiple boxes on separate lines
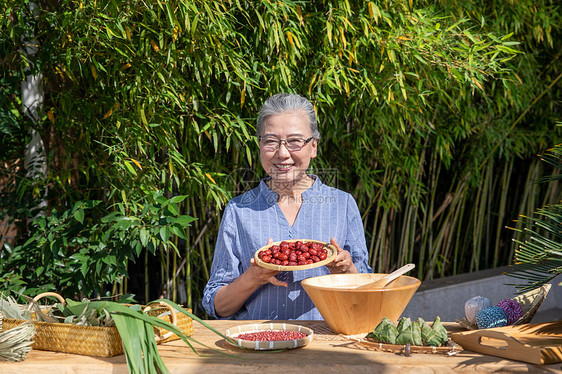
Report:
225,323,314,350
254,239,337,271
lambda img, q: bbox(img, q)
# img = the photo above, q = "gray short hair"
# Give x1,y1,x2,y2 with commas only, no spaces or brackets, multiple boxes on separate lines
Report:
257,93,320,139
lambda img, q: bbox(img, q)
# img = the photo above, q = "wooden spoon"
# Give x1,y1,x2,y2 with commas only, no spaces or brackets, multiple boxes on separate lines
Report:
355,263,415,290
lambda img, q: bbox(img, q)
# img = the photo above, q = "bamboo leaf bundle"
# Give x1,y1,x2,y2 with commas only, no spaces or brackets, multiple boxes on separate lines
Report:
0,322,36,362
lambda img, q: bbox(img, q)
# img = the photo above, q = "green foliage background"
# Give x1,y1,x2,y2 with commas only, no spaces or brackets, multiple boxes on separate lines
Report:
1,0,560,315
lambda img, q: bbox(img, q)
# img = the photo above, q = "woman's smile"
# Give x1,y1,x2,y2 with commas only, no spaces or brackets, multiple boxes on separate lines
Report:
274,163,294,171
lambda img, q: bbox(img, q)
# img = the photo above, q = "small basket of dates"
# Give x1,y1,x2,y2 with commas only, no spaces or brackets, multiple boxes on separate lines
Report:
254,239,337,271
225,323,314,350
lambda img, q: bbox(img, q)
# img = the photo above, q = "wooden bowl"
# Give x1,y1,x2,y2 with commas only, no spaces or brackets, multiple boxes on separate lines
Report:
301,273,421,335
225,322,314,350
254,239,337,271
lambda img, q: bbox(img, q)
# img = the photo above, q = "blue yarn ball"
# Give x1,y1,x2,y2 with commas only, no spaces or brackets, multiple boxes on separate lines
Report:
476,306,508,329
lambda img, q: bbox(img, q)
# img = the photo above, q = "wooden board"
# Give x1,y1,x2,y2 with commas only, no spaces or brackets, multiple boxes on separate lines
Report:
450,321,562,365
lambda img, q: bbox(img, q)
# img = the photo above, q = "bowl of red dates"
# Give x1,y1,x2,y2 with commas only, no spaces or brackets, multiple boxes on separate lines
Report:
225,322,314,350
254,239,337,271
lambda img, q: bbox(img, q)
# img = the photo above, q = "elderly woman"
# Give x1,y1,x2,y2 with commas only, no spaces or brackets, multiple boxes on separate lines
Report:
202,93,372,320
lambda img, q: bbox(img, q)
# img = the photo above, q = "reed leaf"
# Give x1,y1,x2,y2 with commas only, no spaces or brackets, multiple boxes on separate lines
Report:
86,299,244,373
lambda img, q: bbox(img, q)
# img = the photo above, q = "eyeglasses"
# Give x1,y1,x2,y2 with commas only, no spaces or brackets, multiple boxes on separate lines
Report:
258,136,314,152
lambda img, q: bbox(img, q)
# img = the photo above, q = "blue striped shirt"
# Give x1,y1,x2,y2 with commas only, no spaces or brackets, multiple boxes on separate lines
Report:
202,176,372,320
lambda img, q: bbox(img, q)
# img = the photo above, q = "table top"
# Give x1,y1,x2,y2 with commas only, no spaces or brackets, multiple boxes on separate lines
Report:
0,320,560,373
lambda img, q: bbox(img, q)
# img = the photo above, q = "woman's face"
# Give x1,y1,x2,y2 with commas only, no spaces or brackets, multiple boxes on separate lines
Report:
259,110,317,186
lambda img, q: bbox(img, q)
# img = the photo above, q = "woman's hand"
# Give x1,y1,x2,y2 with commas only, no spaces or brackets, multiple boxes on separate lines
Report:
247,258,288,287
214,238,287,317
326,237,358,274
246,238,288,287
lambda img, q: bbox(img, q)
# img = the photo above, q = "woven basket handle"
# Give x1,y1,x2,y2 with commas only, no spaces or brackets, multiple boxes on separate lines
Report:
143,301,178,343
32,292,66,305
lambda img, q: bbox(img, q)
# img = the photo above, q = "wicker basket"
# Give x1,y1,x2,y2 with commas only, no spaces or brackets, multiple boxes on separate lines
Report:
456,284,551,330
144,301,194,344
0,293,194,357
2,318,123,357
512,284,552,325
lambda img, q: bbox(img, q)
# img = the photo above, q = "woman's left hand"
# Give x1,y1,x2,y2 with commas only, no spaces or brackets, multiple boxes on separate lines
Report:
327,237,358,274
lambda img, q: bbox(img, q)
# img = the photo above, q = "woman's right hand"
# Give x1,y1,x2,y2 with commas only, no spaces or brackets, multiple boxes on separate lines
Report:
247,258,288,287
214,238,287,317
246,238,288,287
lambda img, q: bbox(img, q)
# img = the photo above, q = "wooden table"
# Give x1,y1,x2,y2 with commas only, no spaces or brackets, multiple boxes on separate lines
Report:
0,320,560,373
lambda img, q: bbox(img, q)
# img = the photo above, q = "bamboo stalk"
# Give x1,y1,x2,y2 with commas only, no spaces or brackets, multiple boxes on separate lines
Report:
191,197,210,280
398,197,412,267
172,237,178,303
384,207,395,272
111,281,118,300
368,202,381,271
166,246,171,300
423,154,439,280
407,204,418,265
438,201,456,277
160,249,166,298
198,237,210,281
442,176,469,277
427,212,447,279
375,211,388,273
452,192,468,275
471,175,484,272
494,160,513,267
511,159,540,257
144,249,149,304
438,179,472,276
368,168,390,272
427,181,461,279
485,160,493,268
399,142,426,269
186,245,192,308
542,168,560,207
472,159,492,270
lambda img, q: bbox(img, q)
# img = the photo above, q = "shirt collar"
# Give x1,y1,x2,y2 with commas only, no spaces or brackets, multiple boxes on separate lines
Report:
258,178,278,206
259,175,323,204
